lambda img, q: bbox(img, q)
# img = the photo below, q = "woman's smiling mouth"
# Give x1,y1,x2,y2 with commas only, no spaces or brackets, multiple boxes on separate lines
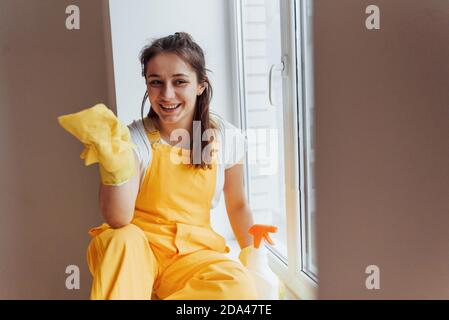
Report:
160,104,181,111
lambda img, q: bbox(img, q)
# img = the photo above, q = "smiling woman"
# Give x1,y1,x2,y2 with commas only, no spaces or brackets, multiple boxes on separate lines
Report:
82,32,265,300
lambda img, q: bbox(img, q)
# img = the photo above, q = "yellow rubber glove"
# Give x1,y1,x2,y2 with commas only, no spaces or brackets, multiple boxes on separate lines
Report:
238,244,255,267
57,103,137,185
239,224,277,266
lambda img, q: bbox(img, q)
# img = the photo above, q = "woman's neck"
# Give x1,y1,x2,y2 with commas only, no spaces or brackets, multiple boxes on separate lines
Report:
155,116,193,146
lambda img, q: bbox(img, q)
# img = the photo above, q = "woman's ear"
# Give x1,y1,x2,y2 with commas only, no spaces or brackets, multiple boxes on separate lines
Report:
197,82,208,96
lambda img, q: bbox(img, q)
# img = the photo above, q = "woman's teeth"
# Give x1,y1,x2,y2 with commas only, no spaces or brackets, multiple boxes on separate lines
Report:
160,104,180,110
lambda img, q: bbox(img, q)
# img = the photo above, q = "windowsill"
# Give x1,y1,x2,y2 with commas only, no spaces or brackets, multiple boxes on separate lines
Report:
268,251,318,300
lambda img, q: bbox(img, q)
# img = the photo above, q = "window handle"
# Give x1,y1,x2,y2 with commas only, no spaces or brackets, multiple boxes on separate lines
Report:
268,59,285,106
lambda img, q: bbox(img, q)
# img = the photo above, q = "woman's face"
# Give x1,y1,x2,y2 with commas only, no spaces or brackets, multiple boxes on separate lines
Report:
145,52,205,128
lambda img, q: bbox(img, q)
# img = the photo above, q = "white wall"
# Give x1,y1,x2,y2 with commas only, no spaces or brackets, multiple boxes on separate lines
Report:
108,0,237,241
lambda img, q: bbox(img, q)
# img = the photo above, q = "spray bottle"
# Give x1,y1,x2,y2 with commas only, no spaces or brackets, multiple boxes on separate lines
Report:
240,224,280,300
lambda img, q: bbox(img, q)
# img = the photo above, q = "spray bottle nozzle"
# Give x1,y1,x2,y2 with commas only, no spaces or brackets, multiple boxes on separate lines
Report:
248,224,278,249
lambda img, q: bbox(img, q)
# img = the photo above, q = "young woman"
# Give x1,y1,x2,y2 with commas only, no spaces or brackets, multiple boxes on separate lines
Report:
85,32,258,300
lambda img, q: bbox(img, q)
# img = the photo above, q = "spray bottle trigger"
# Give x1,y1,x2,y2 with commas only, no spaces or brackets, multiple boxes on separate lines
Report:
248,224,278,248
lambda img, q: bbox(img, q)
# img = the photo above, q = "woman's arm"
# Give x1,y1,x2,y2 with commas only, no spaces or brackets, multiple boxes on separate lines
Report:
98,153,140,228
223,163,254,249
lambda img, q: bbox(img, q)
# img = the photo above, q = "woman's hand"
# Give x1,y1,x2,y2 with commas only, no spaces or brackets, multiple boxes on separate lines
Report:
58,103,137,186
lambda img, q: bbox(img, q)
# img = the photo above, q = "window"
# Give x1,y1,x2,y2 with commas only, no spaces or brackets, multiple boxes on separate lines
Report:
230,0,317,298
298,0,317,281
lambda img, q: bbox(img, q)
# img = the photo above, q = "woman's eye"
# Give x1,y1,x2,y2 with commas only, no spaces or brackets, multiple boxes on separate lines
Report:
147,80,187,86
148,80,161,85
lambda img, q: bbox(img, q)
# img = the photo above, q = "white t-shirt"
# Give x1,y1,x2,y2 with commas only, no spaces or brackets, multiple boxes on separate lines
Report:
127,114,246,209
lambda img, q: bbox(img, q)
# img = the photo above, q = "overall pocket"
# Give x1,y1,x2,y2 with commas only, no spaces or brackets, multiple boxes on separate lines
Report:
174,222,230,255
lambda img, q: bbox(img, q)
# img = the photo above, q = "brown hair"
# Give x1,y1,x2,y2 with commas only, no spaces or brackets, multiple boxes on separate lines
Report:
139,32,216,170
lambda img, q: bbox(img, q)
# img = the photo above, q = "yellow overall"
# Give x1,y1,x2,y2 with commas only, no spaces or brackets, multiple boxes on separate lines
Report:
86,122,257,300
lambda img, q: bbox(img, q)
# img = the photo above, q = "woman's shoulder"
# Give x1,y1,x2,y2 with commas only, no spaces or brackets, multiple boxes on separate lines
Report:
127,118,151,148
210,113,247,168
128,117,156,136
210,114,246,148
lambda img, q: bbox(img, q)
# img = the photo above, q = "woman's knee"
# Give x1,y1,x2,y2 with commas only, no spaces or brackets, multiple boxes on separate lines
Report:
87,223,156,278
102,223,147,247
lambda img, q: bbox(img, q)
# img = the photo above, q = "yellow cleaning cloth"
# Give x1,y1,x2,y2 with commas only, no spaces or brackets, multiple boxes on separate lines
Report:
57,103,136,185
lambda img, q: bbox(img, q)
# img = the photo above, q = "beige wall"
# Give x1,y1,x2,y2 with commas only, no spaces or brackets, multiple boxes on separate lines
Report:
0,0,114,299
314,0,449,298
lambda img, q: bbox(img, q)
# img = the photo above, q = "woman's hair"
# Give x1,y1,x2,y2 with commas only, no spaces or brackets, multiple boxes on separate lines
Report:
139,32,216,170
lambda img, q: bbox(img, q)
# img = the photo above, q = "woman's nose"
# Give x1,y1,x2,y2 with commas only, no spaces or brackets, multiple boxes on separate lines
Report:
161,83,175,99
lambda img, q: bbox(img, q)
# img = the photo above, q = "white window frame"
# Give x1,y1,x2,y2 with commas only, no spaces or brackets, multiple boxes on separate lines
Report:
229,0,317,299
